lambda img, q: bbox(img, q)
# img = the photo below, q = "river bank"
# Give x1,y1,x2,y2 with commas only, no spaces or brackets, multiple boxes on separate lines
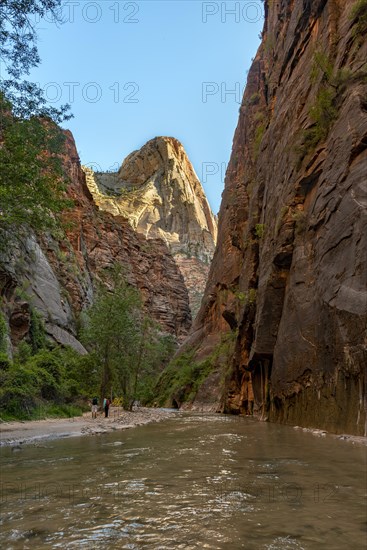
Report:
0,407,178,447
1,408,365,448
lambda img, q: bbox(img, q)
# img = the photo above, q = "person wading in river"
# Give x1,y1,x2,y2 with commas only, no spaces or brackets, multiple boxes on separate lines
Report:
103,398,110,418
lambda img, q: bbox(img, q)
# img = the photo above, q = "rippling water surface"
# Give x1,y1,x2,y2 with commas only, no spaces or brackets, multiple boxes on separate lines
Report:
0,413,366,549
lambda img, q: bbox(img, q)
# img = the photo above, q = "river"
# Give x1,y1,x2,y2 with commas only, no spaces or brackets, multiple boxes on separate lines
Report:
0,413,366,549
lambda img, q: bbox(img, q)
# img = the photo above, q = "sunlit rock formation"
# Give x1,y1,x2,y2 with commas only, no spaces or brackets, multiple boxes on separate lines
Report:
84,137,218,318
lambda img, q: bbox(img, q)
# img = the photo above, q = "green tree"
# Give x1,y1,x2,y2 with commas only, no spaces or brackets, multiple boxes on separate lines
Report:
82,270,143,407
0,2,73,236
0,98,72,233
82,267,176,410
0,310,8,353
126,319,177,407
0,0,71,121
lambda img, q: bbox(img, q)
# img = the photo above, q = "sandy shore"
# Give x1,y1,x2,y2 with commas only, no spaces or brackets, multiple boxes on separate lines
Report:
0,407,178,447
1,408,364,447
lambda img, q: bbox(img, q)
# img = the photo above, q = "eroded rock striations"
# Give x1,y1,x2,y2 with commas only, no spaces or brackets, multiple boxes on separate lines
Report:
84,137,218,318
0,132,192,353
182,0,367,435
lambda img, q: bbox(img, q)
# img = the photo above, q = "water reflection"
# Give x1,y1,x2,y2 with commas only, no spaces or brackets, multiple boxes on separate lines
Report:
0,413,366,549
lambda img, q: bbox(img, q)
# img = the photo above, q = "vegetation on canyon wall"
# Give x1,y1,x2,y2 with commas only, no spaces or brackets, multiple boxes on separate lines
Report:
0,95,73,236
0,307,92,420
81,267,176,411
0,272,176,420
0,1,174,419
299,52,358,158
0,1,74,238
350,0,367,40
154,330,237,408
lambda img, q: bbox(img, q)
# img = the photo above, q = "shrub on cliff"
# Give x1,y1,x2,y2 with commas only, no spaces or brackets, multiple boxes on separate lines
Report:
154,331,237,408
298,52,355,159
350,0,367,39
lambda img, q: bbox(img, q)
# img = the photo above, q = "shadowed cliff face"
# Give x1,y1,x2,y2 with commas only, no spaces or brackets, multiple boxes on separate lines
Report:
0,132,192,352
182,0,367,435
83,137,218,319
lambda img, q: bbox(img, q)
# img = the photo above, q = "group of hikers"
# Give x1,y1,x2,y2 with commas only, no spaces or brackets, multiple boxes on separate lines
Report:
91,397,110,419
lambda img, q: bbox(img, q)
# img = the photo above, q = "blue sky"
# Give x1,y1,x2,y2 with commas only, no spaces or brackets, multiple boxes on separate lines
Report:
30,1,264,213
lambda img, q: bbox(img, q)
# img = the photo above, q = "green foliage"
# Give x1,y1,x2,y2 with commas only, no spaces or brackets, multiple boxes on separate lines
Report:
153,350,208,407
292,210,307,235
249,92,260,105
252,110,267,161
0,345,93,420
154,332,237,407
0,353,11,370
310,52,334,84
234,289,257,306
82,265,175,410
255,223,266,239
0,97,73,233
29,309,47,353
0,311,8,354
303,88,338,151
234,291,247,304
248,289,257,304
299,52,354,157
0,0,71,121
350,0,367,39
14,341,33,364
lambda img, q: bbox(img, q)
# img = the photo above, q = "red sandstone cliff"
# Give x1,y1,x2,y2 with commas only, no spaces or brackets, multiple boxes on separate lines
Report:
0,131,191,352
181,0,367,435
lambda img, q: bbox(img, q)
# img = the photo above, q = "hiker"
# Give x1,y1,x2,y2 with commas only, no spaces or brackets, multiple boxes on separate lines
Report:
103,397,110,418
91,397,98,419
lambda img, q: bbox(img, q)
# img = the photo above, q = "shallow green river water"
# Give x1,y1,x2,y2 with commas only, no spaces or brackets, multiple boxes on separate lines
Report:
0,413,366,549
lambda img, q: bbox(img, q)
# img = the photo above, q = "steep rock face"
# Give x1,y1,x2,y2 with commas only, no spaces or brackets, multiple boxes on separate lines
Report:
84,137,218,318
0,131,192,352
184,0,367,435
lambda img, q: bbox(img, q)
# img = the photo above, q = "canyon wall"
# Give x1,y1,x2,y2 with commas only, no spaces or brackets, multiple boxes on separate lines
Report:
0,132,192,353
182,0,367,435
84,137,218,318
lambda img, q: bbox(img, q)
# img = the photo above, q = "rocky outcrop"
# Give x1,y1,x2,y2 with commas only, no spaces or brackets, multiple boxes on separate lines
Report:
182,0,367,435
84,137,217,318
0,131,192,352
